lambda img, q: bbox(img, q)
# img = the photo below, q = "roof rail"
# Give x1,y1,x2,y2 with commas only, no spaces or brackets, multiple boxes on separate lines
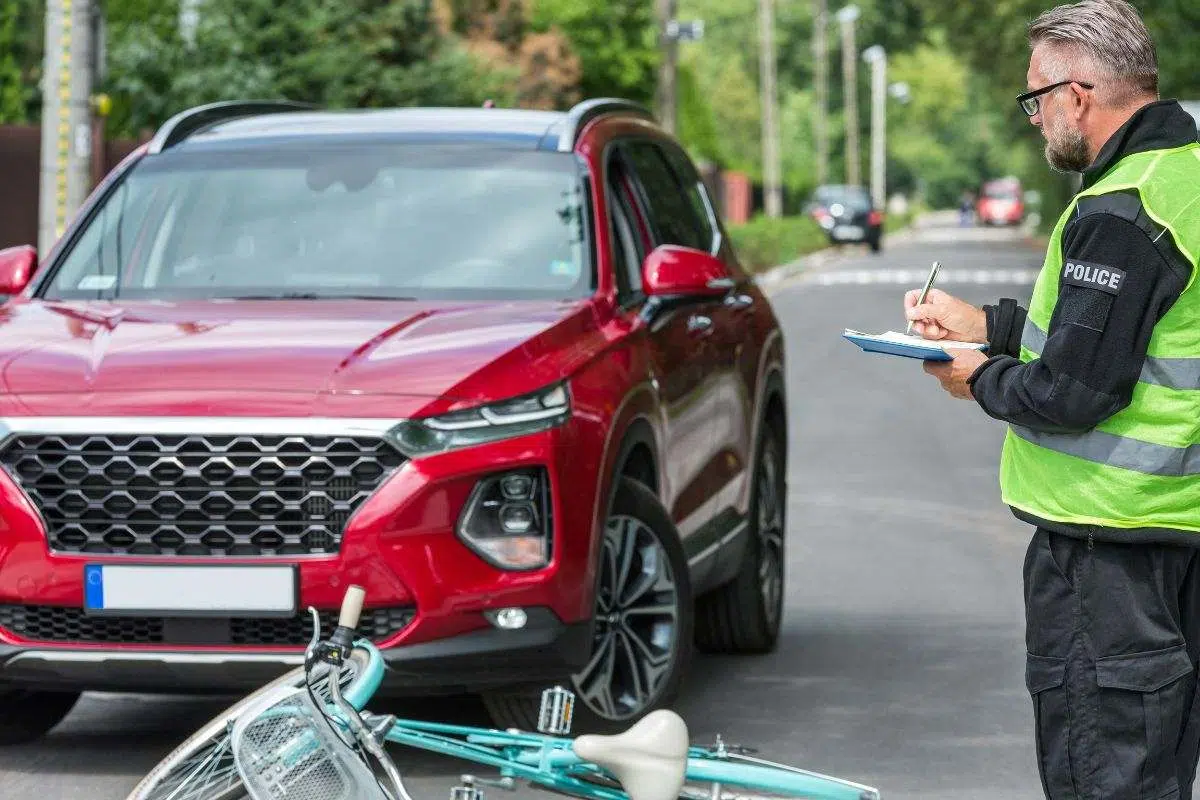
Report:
147,100,317,154
557,98,655,152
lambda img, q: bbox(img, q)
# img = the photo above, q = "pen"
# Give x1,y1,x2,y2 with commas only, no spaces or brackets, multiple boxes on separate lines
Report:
906,260,941,335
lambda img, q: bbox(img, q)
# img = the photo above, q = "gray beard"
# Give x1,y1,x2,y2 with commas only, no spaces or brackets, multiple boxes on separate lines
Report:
1046,126,1092,173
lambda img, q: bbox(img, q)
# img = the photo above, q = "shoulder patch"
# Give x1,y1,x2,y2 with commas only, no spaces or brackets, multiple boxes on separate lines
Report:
1061,259,1126,294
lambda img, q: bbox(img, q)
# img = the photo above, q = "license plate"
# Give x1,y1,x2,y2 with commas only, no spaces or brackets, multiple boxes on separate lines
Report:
833,225,864,238
84,564,297,617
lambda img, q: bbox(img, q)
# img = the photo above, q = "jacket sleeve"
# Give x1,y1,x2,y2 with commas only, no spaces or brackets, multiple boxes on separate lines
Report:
966,209,1188,433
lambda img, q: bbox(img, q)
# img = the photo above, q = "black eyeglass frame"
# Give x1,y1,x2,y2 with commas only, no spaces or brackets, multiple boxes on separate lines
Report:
1016,80,1095,116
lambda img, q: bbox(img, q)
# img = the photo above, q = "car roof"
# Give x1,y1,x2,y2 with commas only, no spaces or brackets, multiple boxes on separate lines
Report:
149,100,656,155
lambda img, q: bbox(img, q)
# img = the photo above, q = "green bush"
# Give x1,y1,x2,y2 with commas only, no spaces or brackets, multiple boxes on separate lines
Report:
727,214,829,274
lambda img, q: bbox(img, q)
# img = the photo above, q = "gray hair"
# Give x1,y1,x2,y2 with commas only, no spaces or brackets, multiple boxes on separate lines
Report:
1028,0,1158,107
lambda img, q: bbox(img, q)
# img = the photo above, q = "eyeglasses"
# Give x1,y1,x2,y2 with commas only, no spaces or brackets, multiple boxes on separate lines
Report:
1016,80,1095,116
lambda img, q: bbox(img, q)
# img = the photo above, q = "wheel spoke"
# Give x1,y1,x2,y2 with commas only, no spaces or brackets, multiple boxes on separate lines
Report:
622,602,676,618
613,518,639,603
614,630,647,705
622,623,672,673
574,634,619,718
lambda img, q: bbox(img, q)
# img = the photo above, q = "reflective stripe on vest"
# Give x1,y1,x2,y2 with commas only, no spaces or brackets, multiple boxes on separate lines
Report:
1022,318,1200,390
999,142,1200,533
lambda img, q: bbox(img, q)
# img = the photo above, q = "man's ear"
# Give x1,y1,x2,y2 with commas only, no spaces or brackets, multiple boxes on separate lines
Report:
1069,82,1091,119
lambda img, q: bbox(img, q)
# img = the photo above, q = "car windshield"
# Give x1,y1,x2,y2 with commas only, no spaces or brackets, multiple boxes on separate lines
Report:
814,185,871,210
984,184,1018,199
40,141,593,302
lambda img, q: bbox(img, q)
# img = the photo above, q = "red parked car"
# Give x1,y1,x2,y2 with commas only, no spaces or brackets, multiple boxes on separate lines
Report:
975,177,1025,226
0,99,788,740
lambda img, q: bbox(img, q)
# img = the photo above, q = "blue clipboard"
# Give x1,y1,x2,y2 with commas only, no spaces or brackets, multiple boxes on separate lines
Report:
842,329,986,362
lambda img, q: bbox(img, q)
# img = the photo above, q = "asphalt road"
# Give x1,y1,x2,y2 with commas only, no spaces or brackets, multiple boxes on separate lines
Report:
2,214,1054,799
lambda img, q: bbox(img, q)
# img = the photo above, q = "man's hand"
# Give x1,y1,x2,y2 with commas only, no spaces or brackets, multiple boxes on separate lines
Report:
904,288,988,343
923,349,989,399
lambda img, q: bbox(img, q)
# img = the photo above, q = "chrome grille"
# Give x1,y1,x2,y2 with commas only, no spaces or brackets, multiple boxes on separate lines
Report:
0,605,416,646
0,434,406,556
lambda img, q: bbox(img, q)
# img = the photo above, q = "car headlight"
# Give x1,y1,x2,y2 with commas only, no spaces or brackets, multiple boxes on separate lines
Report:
390,383,570,457
457,467,552,570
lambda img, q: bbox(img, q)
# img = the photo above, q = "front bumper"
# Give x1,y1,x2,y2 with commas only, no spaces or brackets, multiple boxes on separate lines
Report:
0,417,606,696
0,607,592,696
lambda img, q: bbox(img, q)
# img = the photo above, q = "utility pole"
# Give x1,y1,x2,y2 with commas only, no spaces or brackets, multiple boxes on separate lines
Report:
836,5,860,187
863,45,886,209
813,0,829,187
758,0,782,217
39,0,95,256
656,0,679,135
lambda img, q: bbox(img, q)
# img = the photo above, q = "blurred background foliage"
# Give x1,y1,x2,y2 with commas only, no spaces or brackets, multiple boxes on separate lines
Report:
1,0,1197,226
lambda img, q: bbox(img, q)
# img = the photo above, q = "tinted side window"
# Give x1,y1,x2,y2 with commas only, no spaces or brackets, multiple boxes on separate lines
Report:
661,145,718,252
622,142,707,251
606,160,645,298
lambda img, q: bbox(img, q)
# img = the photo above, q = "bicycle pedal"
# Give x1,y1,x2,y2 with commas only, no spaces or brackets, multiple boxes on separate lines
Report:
451,777,485,800
537,685,575,735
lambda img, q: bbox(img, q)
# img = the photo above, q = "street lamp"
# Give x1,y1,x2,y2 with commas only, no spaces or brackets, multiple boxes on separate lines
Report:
862,44,886,210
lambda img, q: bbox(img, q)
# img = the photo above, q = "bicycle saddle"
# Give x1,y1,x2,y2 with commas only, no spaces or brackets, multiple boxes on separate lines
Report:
573,710,689,800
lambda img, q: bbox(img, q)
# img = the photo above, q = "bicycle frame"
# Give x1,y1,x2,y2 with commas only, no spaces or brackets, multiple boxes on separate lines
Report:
313,640,879,800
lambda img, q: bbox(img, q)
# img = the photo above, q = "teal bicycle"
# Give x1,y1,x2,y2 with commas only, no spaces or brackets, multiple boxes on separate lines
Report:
126,586,881,800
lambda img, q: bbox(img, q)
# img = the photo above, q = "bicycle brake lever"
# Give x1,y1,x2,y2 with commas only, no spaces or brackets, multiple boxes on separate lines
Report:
303,606,322,668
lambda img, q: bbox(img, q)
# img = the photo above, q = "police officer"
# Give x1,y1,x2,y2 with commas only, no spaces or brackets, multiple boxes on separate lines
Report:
904,1,1200,797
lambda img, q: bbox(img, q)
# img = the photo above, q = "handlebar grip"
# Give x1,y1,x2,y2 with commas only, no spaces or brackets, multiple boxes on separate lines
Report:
338,585,366,631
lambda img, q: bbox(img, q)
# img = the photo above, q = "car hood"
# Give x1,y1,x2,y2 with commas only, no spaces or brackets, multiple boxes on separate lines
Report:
0,298,599,416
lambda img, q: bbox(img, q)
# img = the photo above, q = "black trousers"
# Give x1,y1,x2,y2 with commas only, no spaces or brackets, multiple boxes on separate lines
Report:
1025,528,1200,799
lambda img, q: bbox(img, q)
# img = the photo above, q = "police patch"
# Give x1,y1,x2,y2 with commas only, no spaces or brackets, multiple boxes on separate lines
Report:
1060,259,1126,294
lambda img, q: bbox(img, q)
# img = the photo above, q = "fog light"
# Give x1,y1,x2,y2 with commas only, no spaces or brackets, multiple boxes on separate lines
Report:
491,607,528,630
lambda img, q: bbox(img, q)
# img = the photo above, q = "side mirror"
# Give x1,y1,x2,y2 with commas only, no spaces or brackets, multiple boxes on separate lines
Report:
0,245,37,296
641,245,732,299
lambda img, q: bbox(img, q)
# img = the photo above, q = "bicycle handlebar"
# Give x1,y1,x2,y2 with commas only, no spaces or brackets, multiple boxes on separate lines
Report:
338,584,366,631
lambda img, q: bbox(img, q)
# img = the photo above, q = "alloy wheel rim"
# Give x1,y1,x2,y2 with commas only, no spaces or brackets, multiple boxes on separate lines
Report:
757,445,785,630
572,515,679,721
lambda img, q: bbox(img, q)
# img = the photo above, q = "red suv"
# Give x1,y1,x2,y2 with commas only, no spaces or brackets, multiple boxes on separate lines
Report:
0,99,788,740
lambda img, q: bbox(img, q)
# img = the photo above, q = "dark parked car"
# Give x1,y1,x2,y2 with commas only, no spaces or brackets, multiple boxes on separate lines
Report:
808,184,883,253
0,98,789,740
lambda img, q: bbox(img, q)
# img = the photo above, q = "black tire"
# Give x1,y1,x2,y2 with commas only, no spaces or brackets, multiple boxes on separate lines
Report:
694,418,786,654
481,477,693,735
0,688,80,745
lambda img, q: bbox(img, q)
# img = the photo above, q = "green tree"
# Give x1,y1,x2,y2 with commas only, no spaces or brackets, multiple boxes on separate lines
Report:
527,0,657,104
0,0,42,124
101,0,509,139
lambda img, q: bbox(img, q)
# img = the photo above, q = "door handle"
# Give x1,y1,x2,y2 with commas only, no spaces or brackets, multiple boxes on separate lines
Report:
724,293,754,310
688,314,714,336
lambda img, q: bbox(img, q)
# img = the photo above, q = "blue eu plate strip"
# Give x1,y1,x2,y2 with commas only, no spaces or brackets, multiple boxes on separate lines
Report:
84,565,104,610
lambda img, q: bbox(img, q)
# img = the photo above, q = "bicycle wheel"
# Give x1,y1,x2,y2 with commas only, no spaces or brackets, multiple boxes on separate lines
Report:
126,648,375,800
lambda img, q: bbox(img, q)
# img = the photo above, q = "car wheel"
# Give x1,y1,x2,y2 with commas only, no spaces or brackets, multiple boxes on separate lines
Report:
481,477,693,734
694,419,786,654
0,688,80,745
